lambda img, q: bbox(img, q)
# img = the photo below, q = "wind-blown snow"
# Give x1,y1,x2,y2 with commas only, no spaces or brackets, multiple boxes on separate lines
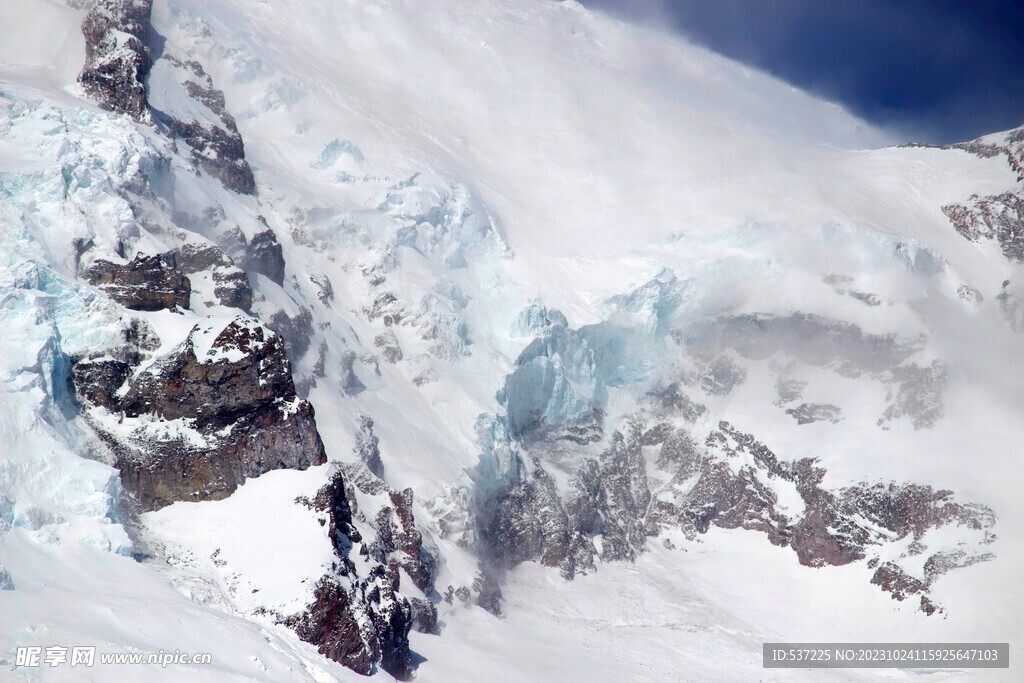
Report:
2,0,1023,680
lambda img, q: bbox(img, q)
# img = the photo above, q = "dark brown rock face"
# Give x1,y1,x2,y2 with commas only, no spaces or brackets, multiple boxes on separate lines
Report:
408,598,439,634
70,359,131,410
120,319,292,425
170,243,252,310
871,562,938,615
286,468,417,680
475,303,991,612
312,467,362,567
478,415,995,613
370,488,436,594
244,229,286,286
480,453,576,575
339,462,439,598
78,0,153,120
73,316,326,510
933,126,1024,262
116,397,325,511
78,2,257,193
157,57,257,195
663,422,994,612
86,253,191,311
569,427,651,564
289,576,377,675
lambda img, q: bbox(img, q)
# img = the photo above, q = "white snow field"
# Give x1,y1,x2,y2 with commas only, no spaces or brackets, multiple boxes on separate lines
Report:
1,0,1022,681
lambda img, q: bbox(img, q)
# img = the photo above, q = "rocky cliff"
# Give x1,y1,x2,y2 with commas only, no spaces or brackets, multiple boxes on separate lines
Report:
286,466,422,680
473,296,997,613
79,0,153,120
86,253,191,311
73,316,326,511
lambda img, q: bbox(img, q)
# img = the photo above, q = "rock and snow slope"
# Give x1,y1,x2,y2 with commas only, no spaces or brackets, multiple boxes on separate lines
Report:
1,0,1022,680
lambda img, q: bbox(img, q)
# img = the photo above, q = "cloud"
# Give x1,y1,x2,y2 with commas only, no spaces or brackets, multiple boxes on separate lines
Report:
585,0,1024,142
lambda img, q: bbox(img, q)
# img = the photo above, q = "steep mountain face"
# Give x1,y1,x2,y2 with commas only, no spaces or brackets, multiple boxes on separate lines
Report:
474,311,996,613
79,0,153,120
74,315,327,511
1,1,1023,681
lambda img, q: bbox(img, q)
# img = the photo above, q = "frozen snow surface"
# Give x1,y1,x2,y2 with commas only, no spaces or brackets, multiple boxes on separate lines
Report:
1,0,1023,681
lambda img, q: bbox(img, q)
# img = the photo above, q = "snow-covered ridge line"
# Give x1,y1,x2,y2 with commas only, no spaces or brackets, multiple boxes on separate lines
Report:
3,0,1024,680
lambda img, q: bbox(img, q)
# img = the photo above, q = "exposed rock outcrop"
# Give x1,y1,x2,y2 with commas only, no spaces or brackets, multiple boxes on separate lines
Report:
285,467,422,680
878,361,947,430
153,56,257,195
77,1,257,194
353,416,384,478
339,350,367,396
310,272,335,305
374,330,403,364
934,125,1024,262
363,291,405,326
72,316,326,510
774,376,807,405
680,312,945,430
170,243,252,310
655,422,994,611
475,454,572,579
86,253,191,311
681,312,924,374
475,415,995,613
78,0,153,120
409,597,440,634
871,562,938,615
71,358,132,410
287,570,413,680
698,355,747,395
244,228,286,285
957,284,984,304
785,402,842,425
642,382,706,422
267,307,314,363
370,488,436,594
340,462,438,597
943,192,1024,262
568,426,651,563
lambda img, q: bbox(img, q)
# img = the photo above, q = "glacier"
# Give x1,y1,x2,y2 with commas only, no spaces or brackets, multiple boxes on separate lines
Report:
1,0,1023,681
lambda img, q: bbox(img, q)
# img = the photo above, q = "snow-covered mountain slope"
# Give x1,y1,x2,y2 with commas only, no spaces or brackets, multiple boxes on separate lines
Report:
2,0,1022,680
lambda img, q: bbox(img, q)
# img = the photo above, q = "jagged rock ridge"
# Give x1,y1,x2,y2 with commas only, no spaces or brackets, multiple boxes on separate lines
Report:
78,0,154,120
477,414,995,614
286,460,442,680
927,126,1024,262
170,243,252,310
78,0,257,194
150,55,257,195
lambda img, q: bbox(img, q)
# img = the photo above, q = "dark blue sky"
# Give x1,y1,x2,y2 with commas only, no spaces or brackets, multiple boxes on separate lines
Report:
585,0,1024,143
